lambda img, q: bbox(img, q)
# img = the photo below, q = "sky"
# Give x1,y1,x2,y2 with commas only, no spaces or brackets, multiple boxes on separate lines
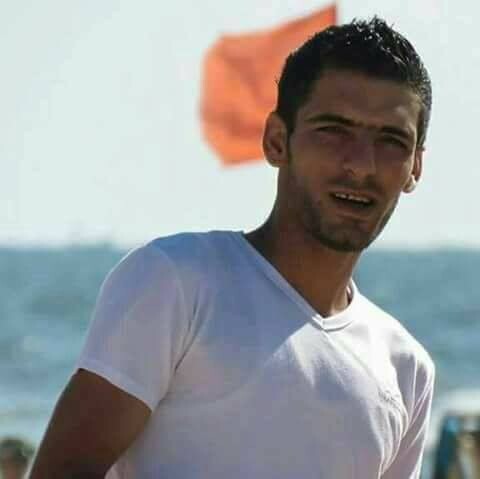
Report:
1,0,478,249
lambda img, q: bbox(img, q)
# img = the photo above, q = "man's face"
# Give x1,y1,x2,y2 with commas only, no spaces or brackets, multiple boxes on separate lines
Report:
268,69,423,252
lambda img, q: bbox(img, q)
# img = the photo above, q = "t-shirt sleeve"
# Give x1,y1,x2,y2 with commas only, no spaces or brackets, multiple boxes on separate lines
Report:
382,359,436,479
75,243,190,411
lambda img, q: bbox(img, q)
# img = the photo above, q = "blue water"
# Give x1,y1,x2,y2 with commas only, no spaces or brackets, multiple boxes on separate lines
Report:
1,244,479,476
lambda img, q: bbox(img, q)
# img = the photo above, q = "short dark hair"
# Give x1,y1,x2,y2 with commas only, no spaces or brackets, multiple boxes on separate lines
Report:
275,17,432,147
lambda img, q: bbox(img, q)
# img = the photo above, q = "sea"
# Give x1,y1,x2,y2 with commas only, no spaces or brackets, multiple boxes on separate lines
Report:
1,242,479,477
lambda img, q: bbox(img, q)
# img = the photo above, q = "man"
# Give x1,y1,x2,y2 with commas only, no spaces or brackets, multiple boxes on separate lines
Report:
29,17,435,479
0,437,35,479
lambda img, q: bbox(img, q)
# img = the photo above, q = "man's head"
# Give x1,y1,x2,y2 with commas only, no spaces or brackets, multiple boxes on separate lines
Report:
276,17,432,148
0,438,34,479
263,17,431,252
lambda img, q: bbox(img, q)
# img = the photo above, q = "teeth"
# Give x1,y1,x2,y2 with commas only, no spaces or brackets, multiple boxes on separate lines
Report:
333,193,372,204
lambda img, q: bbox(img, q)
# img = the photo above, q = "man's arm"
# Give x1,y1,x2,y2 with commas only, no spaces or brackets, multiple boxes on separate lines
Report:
28,243,190,478
28,369,150,479
382,373,435,479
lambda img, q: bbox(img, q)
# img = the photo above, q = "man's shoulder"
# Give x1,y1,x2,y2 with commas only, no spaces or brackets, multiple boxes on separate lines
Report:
117,230,239,285
358,294,435,384
94,230,240,322
357,294,435,416
145,230,236,267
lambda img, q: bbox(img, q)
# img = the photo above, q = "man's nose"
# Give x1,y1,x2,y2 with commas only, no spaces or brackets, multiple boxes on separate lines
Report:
342,137,376,179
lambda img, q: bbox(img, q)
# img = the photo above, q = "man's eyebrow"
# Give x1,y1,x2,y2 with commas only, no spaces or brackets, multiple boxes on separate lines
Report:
306,113,356,127
306,113,414,141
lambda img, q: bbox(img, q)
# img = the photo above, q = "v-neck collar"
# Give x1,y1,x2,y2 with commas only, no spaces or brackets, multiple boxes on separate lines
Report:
230,230,358,331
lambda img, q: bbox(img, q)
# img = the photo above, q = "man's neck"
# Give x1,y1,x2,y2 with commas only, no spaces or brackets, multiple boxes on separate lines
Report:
244,219,360,318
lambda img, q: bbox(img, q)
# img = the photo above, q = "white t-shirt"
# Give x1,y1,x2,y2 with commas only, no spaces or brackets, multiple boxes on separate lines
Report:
76,231,435,479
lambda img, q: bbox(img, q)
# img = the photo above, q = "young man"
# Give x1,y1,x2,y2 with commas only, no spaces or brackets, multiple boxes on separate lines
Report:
29,17,435,479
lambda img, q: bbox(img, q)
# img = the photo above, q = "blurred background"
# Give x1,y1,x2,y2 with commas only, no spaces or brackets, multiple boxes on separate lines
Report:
1,1,479,478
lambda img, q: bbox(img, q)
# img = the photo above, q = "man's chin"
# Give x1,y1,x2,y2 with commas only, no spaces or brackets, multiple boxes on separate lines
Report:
310,229,377,253
320,238,368,253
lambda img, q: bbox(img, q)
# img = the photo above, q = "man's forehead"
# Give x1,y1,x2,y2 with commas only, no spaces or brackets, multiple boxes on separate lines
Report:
297,70,421,130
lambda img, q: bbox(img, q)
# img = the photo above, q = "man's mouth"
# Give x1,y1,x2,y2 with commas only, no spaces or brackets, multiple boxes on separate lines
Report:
330,192,375,208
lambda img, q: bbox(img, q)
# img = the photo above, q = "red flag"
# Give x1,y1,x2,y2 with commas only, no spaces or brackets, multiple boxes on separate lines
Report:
200,5,337,166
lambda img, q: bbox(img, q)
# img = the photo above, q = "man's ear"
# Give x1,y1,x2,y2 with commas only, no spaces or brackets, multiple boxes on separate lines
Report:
262,112,289,167
403,148,423,193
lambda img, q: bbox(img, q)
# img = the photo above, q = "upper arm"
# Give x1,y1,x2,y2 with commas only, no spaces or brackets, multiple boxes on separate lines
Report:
29,243,191,478
382,359,436,479
29,369,150,479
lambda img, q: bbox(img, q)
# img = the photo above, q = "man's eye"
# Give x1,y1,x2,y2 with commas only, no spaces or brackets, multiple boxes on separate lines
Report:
380,136,407,149
316,125,347,135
